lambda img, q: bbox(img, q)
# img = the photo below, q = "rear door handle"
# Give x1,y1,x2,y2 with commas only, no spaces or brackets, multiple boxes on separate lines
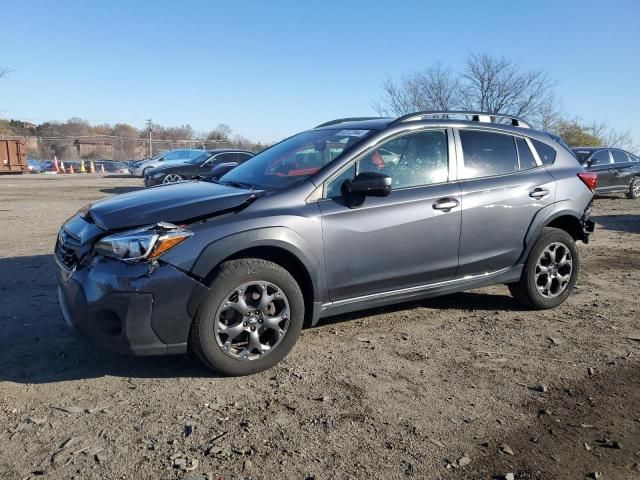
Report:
529,187,549,199
432,198,459,211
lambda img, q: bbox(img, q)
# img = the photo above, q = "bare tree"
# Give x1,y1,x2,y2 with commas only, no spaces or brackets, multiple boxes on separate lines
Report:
374,53,558,127
374,64,459,116
588,120,637,151
207,123,233,142
458,53,557,125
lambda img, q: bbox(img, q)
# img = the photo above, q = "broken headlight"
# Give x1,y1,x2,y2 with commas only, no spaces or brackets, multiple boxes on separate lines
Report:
94,223,192,262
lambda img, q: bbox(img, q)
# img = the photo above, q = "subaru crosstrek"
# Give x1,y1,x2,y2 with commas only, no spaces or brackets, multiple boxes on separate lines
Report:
55,111,596,376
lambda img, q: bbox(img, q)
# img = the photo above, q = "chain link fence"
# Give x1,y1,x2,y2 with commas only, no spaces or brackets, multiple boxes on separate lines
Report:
0,135,262,162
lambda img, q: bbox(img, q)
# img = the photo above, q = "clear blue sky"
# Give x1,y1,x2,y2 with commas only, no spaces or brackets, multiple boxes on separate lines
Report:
1,0,638,144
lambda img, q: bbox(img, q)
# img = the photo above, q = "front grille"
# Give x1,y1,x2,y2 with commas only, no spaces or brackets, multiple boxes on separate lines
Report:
55,228,83,270
55,240,78,270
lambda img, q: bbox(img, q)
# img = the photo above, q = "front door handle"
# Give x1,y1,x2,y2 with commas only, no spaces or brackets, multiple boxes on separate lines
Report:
529,187,549,199
432,198,459,211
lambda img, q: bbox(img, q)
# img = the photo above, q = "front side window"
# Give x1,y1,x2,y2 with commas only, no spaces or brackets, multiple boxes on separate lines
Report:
459,130,518,179
324,129,448,197
531,139,557,166
220,128,373,190
611,150,628,164
185,151,215,165
237,153,253,163
213,153,238,163
590,149,611,165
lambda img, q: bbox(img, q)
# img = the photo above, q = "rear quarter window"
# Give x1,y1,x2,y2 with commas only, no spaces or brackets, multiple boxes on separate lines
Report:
531,139,557,165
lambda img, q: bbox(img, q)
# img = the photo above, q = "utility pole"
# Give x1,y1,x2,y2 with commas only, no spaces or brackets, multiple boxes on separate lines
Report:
146,119,153,158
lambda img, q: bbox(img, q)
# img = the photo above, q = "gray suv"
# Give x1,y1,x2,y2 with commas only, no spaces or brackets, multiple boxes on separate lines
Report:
55,111,596,376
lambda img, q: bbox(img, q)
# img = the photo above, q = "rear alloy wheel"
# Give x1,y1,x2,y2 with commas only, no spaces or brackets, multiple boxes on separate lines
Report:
626,176,640,199
162,173,184,184
509,227,579,309
190,258,304,376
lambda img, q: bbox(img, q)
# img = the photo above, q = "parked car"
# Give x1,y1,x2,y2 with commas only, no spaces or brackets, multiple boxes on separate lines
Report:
27,159,43,173
55,111,595,376
94,161,130,174
144,149,254,187
129,149,206,177
572,147,640,199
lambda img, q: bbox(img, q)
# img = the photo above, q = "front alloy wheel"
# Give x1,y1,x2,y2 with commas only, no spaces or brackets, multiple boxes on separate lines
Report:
162,174,183,184
214,281,291,360
190,258,304,376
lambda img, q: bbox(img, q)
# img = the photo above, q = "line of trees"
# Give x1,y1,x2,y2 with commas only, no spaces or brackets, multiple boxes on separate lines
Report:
374,53,636,151
0,116,269,160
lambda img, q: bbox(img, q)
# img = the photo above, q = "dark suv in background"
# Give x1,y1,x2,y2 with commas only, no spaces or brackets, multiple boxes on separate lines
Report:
55,111,595,376
573,147,640,198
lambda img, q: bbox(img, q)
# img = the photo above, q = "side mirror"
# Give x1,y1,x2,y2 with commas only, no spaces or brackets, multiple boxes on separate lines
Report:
210,162,239,179
157,157,165,162
345,171,392,197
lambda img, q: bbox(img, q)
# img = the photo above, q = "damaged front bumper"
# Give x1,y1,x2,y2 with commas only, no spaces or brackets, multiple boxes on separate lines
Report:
55,243,209,356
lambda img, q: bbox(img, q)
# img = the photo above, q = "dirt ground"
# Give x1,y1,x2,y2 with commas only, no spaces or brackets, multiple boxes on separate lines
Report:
0,174,638,480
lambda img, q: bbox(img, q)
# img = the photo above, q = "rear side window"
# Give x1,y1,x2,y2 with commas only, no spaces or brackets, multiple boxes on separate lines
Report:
611,150,628,163
629,153,639,162
237,153,253,163
459,130,518,179
516,138,537,169
531,140,557,165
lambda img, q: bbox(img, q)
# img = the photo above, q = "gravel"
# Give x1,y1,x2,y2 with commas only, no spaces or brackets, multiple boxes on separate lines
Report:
1,175,639,479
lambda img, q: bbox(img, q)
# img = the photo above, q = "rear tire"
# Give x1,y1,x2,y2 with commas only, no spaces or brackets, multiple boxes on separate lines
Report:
626,176,640,199
508,227,579,309
190,258,304,376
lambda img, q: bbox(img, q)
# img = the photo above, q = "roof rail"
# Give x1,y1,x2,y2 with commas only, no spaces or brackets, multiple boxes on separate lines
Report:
314,117,382,128
390,111,532,128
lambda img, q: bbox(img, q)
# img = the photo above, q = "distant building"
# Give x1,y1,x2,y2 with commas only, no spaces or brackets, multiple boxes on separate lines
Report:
74,138,114,158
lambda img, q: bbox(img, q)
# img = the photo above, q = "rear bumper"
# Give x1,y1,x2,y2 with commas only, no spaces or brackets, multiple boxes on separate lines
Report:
581,202,595,244
56,256,209,356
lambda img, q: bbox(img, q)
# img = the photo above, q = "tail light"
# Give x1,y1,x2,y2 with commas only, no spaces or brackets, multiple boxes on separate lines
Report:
577,172,598,192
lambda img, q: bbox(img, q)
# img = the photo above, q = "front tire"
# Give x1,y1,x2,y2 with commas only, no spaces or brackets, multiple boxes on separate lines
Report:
190,258,304,376
508,227,579,309
626,176,640,199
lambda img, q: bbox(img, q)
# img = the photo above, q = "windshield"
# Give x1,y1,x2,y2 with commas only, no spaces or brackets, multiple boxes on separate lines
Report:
219,128,373,189
185,151,214,165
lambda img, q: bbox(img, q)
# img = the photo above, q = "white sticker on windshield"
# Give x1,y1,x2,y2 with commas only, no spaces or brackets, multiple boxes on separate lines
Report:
336,129,369,137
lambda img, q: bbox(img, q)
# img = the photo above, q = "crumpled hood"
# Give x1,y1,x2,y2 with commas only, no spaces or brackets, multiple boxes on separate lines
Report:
89,181,257,230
